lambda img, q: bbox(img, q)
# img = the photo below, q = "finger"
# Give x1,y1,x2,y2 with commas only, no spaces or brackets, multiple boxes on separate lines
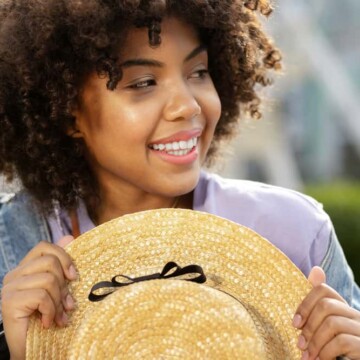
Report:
318,333,360,360
308,266,326,287
2,288,58,329
300,299,356,349
5,273,75,322
306,315,360,358
5,254,67,291
19,241,77,281
57,235,74,249
293,283,346,329
4,255,76,312
2,288,59,360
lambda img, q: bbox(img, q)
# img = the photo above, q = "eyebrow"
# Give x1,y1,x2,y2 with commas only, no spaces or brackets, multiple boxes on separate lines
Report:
184,44,207,62
120,44,207,69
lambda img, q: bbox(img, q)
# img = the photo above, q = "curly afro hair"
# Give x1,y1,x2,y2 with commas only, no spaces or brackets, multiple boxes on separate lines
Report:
0,0,281,211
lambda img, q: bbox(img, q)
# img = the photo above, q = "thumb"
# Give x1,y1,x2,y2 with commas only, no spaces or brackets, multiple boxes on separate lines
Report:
57,235,74,249
308,266,326,287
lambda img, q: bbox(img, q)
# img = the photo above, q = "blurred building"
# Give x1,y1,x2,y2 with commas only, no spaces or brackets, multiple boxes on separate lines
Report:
223,0,360,189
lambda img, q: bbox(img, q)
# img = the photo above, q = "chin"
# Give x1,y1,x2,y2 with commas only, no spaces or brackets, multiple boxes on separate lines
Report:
174,173,200,196
153,171,200,197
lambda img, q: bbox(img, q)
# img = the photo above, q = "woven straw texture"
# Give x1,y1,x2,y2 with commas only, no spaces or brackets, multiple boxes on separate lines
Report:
70,280,267,359
26,209,311,359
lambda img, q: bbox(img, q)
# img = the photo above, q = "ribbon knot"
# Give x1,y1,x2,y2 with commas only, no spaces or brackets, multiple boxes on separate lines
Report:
89,262,206,302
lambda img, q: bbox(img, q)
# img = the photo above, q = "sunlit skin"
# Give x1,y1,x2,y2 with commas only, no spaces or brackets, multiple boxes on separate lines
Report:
72,17,221,224
294,267,360,359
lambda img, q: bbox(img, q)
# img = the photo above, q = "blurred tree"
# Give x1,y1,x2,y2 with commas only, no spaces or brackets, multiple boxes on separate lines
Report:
306,183,360,282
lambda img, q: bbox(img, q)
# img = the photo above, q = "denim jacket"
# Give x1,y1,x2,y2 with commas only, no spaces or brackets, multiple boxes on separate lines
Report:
0,192,50,326
1,190,360,326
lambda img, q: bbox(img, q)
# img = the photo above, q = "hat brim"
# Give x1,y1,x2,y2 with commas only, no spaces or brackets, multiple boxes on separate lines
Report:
26,209,311,359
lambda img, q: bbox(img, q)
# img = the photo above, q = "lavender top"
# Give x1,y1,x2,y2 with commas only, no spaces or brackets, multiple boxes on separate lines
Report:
48,171,332,277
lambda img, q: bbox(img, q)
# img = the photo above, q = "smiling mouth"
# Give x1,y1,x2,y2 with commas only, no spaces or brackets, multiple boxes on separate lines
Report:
148,137,198,156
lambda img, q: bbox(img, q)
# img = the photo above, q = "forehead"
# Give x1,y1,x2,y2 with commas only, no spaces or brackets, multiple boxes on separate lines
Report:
119,17,201,60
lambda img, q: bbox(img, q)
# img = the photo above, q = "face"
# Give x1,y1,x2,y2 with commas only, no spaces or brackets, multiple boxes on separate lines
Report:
73,17,221,202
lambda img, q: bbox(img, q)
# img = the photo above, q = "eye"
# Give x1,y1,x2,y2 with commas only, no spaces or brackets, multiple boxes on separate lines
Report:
189,69,209,80
128,78,156,90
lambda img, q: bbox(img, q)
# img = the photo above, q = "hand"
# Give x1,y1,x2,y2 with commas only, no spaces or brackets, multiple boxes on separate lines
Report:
293,266,360,360
1,236,76,360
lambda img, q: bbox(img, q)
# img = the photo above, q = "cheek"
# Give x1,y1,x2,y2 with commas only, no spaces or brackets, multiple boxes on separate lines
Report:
117,104,163,145
94,105,157,145
203,89,222,130
198,90,221,162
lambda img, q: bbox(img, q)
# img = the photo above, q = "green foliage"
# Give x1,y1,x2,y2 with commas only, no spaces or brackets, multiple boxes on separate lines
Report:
305,182,360,283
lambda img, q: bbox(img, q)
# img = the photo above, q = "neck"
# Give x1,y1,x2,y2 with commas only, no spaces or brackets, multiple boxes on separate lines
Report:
86,184,193,226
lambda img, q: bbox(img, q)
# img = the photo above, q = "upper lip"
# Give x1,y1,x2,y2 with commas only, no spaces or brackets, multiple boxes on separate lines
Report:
149,129,202,145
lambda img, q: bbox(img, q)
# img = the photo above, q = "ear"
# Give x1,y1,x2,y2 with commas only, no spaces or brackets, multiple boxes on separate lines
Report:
67,111,84,139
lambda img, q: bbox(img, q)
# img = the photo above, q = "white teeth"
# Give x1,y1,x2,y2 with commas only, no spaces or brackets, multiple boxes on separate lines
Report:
150,137,198,154
168,149,192,156
179,141,187,149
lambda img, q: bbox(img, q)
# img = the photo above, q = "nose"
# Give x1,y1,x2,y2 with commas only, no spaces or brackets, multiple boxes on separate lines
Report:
163,82,201,122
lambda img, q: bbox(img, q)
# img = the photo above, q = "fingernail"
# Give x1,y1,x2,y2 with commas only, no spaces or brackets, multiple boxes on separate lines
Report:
68,265,78,280
66,294,75,309
62,312,69,326
292,314,302,328
301,351,309,360
297,335,306,350
41,318,51,329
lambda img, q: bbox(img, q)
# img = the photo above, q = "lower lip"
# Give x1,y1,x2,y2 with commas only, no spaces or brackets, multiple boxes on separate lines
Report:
150,146,198,165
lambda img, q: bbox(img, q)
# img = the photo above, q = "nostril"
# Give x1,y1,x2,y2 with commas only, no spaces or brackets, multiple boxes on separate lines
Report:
163,89,202,122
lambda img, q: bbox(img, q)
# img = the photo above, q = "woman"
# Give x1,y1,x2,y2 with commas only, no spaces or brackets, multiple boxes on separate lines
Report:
1,1,360,359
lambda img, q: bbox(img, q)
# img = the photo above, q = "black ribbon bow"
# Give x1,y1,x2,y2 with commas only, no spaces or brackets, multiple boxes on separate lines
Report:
88,262,207,302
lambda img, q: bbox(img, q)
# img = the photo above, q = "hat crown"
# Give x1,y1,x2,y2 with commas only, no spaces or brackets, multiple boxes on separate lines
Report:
69,279,267,358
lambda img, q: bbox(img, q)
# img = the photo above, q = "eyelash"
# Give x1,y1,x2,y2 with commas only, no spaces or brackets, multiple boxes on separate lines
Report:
192,69,209,79
128,69,209,90
129,79,156,90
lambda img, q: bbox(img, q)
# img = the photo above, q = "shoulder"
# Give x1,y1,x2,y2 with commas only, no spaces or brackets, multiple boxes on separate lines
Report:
0,190,41,223
194,172,333,275
195,171,328,221
0,191,27,224
0,190,49,239
0,190,49,287
0,190,31,208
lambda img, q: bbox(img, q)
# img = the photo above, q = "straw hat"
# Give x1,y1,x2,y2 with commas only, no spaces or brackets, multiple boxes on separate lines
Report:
26,209,311,359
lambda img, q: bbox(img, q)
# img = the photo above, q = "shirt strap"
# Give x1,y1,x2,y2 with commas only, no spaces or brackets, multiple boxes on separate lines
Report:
70,209,81,238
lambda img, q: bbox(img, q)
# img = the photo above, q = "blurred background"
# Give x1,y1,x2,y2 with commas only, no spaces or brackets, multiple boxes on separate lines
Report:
221,0,360,281
1,0,360,279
